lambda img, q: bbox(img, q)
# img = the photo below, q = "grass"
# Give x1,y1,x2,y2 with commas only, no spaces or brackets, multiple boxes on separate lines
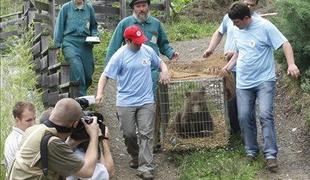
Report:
173,137,264,180
165,18,218,42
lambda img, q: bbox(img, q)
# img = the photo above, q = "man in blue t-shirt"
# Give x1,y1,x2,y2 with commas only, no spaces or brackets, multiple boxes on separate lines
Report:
225,2,300,171
202,0,261,135
96,25,170,180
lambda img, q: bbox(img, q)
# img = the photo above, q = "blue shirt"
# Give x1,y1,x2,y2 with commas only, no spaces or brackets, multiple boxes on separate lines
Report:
219,12,261,53
104,44,162,106
219,12,260,72
232,17,288,89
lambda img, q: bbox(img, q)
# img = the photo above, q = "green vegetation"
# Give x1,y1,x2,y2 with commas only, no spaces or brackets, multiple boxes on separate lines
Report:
165,18,218,41
173,138,264,180
274,0,310,126
275,0,310,93
0,30,44,179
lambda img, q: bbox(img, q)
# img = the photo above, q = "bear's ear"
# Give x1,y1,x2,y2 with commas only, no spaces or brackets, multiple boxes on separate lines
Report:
185,92,191,98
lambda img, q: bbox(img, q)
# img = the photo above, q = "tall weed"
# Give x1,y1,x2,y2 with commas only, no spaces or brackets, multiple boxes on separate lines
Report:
0,30,43,178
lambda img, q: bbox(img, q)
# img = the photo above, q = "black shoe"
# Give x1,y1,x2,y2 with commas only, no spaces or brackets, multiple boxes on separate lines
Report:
245,154,256,164
129,159,138,169
266,158,278,172
137,171,154,180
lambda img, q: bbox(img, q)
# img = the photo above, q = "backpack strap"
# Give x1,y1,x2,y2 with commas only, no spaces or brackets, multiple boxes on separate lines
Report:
40,133,54,176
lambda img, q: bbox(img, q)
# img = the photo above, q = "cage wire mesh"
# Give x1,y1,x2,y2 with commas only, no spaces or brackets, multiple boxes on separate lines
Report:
158,76,230,151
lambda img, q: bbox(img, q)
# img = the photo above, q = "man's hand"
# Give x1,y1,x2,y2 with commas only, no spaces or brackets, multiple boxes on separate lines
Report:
224,51,234,61
95,93,103,104
83,116,99,139
287,64,300,79
203,48,213,58
171,52,180,61
159,71,170,84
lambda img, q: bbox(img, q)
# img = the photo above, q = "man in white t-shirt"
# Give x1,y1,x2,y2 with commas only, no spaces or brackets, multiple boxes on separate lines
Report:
4,101,36,170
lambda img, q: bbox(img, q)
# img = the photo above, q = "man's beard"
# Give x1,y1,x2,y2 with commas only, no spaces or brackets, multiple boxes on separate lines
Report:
133,11,150,22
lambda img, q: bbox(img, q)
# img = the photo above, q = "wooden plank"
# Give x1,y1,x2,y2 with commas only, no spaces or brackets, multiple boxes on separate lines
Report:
33,23,42,36
48,72,60,87
55,0,70,5
34,13,52,24
34,0,50,12
38,71,49,87
120,0,126,19
34,57,41,71
48,48,58,66
41,35,49,55
33,32,42,44
59,92,69,99
0,11,23,21
47,91,60,106
48,62,62,72
151,4,165,11
32,41,41,56
40,55,48,71
59,81,79,89
49,0,56,35
42,90,48,103
0,31,20,40
164,0,170,18
0,18,24,30
93,5,119,15
60,65,70,84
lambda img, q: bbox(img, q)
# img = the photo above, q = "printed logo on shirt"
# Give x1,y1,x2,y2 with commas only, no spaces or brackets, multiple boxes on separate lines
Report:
141,58,151,66
236,40,256,48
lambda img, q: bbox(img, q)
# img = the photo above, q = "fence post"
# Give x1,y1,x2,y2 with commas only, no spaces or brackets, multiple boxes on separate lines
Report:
164,0,170,19
120,0,126,19
49,0,56,37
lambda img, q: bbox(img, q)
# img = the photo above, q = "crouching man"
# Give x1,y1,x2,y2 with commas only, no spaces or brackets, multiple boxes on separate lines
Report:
8,98,100,179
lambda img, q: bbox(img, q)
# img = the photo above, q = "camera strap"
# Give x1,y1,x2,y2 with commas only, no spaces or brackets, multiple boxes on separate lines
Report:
40,133,54,176
43,120,72,133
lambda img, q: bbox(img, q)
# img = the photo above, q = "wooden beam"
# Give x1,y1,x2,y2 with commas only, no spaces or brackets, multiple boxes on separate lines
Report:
34,0,50,12
92,5,120,15
120,0,126,19
0,18,25,30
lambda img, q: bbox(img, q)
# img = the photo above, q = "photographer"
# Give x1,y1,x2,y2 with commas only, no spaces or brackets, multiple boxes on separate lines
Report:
8,98,100,179
67,127,115,180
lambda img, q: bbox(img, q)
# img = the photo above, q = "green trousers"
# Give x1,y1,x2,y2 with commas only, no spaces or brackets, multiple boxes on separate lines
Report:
62,39,94,96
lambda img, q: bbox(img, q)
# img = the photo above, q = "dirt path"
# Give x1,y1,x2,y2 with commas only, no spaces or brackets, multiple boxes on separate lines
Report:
100,37,310,180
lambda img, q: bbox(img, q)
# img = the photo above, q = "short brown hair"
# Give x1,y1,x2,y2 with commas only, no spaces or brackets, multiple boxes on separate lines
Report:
12,101,36,119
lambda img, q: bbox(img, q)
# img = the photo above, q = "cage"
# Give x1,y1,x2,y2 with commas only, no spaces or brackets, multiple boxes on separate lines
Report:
157,76,230,151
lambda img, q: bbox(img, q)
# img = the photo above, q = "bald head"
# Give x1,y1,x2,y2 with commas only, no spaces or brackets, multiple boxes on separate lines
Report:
49,98,83,127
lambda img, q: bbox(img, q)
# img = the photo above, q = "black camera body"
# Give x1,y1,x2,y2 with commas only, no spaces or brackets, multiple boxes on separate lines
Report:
70,98,106,140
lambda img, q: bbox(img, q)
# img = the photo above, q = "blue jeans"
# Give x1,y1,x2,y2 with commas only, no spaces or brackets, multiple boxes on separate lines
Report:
237,81,277,159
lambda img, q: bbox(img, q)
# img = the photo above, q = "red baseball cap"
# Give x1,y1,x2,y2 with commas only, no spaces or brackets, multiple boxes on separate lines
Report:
123,25,148,45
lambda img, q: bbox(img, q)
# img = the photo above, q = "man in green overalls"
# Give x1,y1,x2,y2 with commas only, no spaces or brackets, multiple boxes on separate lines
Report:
105,0,179,93
54,0,98,96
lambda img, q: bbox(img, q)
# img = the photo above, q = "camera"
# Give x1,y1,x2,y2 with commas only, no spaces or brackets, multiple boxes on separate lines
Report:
70,96,106,140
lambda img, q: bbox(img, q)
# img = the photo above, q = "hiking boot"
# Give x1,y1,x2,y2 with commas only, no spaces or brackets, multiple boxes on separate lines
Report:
266,158,278,172
129,159,138,169
137,171,154,180
245,154,256,164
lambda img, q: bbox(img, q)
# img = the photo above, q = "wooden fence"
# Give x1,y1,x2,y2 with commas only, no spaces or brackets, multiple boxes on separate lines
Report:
1,0,171,107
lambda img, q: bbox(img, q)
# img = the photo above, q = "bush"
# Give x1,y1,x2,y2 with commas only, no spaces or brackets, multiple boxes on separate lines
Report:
0,30,44,178
275,0,310,93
